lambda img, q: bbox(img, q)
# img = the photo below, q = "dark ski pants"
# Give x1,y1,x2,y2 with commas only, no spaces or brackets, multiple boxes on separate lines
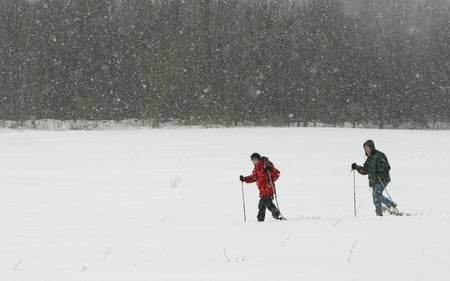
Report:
372,183,395,216
257,196,280,221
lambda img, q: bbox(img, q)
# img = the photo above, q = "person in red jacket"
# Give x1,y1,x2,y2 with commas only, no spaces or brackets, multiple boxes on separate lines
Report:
240,153,283,221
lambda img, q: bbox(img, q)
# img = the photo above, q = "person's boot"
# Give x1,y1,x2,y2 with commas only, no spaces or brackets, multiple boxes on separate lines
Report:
387,201,397,213
272,209,284,220
375,206,383,216
257,211,265,222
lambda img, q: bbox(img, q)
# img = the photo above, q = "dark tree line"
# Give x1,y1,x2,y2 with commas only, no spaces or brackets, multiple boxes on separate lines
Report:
0,0,449,128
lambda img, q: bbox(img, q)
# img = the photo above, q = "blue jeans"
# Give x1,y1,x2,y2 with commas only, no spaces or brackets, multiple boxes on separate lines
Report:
372,184,395,216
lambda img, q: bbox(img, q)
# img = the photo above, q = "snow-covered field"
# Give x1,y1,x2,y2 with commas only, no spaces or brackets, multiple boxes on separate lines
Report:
0,128,449,281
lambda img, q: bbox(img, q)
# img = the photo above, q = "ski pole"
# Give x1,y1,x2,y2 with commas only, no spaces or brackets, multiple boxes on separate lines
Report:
377,176,399,213
241,181,247,222
353,170,357,217
266,169,281,213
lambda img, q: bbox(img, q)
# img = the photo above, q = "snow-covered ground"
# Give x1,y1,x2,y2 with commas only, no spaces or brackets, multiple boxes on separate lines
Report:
0,128,449,281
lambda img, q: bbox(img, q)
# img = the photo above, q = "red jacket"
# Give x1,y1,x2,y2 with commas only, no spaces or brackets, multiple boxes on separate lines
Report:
244,160,280,197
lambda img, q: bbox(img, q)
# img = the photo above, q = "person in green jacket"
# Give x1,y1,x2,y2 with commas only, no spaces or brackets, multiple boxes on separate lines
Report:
352,140,397,216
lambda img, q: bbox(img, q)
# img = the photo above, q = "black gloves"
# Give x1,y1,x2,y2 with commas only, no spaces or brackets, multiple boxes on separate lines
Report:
239,175,245,182
351,163,359,171
264,166,271,172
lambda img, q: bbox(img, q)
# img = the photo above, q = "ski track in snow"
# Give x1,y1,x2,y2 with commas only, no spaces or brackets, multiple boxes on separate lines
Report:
0,128,449,281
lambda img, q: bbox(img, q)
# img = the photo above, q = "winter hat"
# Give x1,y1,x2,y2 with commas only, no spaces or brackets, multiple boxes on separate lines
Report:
250,152,261,160
363,140,375,150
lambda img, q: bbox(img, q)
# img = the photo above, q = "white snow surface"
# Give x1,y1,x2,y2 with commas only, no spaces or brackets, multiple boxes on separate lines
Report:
0,128,449,281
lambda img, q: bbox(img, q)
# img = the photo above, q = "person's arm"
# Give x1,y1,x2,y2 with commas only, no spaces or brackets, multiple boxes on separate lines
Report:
243,168,257,183
376,154,391,175
360,159,369,175
269,166,280,181
352,161,368,175
262,159,280,182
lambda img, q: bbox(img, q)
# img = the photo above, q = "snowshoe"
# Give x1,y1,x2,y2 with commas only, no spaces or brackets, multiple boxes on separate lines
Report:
274,214,287,220
382,205,409,216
